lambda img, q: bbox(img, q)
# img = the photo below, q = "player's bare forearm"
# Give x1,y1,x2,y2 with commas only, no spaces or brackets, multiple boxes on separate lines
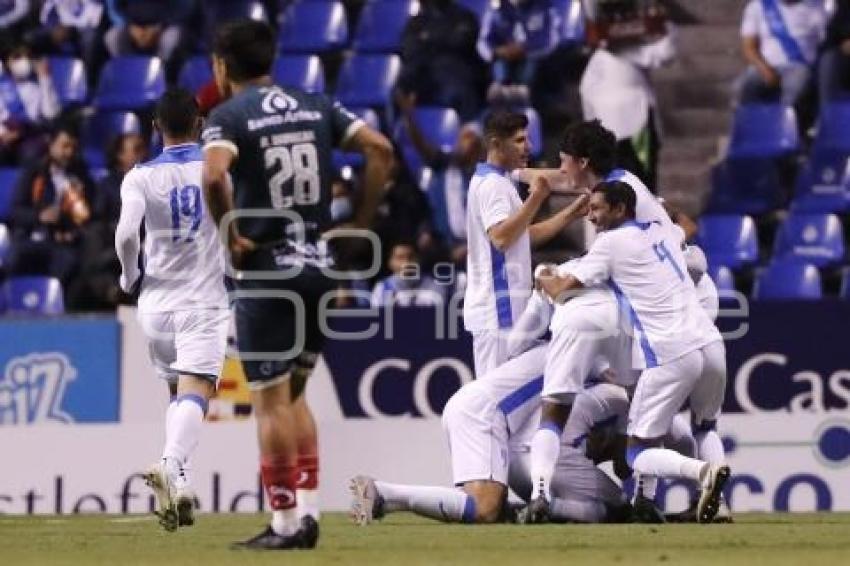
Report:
202,147,236,240
489,188,548,251
350,128,394,229
529,193,588,248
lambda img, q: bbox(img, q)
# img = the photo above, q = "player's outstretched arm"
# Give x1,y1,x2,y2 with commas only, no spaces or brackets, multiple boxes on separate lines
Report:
535,265,584,305
488,175,551,251
528,193,589,249
344,126,394,229
114,173,145,293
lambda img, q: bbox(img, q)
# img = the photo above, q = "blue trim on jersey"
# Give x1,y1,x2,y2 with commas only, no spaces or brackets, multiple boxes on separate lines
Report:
607,279,659,368
490,244,513,329
137,143,203,168
461,496,477,523
475,162,507,177
540,420,564,435
568,414,619,448
177,393,208,415
619,219,659,231
605,168,626,182
761,0,808,64
626,445,645,468
497,375,544,415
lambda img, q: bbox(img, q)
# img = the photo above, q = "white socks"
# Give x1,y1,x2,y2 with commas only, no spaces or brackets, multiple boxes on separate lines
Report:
664,414,697,458
162,394,206,480
529,425,561,500
298,489,320,522
550,497,607,523
374,481,476,523
695,430,726,466
632,448,709,486
271,508,300,536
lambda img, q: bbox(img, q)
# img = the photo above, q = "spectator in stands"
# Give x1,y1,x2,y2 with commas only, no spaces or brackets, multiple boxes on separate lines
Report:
477,0,561,104
0,0,32,44
819,0,850,106
396,91,482,267
8,124,94,303
371,241,447,307
27,0,107,79
737,0,827,106
70,131,147,310
0,44,61,165
104,0,190,80
397,0,487,121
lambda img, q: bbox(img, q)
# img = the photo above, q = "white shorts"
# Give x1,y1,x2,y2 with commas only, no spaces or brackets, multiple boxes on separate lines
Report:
137,308,231,384
471,329,511,377
543,299,632,400
627,340,727,439
442,385,510,486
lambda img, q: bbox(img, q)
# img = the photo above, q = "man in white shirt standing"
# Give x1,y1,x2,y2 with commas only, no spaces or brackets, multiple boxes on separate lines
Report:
738,0,827,105
115,89,229,532
464,110,587,376
537,181,730,524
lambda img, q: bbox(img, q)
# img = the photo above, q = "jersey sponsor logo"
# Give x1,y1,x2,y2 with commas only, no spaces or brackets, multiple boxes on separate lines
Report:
0,353,77,424
201,125,223,143
261,87,299,114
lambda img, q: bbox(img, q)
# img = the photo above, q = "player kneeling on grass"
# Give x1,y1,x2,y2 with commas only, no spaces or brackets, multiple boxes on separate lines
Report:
350,344,633,525
115,89,229,531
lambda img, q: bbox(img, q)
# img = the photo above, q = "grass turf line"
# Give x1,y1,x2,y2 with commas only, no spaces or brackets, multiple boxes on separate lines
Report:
1,513,849,566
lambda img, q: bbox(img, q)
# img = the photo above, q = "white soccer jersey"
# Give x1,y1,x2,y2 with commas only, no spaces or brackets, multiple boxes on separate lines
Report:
464,163,532,332
115,143,227,314
605,169,672,231
567,221,721,368
696,273,719,323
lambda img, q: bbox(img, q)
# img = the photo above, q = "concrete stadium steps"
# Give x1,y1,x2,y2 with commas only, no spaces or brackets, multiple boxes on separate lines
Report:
654,0,749,215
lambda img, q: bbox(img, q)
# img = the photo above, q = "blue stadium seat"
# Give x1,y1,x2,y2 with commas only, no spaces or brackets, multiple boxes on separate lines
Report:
557,0,586,46
278,0,348,53
273,55,325,93
94,56,166,111
335,54,401,108
790,150,850,213
753,260,822,300
1,276,65,315
81,111,141,168
0,167,21,223
353,0,417,52
707,157,782,214
814,101,850,151
697,214,759,270
456,0,490,20
333,108,381,170
178,55,213,93
728,104,799,158
773,213,845,268
0,223,9,271
48,56,87,107
395,106,460,178
707,264,735,295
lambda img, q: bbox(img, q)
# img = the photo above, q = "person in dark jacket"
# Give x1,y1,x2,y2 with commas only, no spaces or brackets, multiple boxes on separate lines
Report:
819,0,850,106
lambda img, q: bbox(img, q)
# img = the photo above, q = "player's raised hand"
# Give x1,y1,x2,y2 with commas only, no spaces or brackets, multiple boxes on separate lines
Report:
564,193,590,218
529,175,551,201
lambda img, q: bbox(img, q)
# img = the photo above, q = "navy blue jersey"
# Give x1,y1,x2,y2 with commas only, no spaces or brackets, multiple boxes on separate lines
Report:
202,85,361,259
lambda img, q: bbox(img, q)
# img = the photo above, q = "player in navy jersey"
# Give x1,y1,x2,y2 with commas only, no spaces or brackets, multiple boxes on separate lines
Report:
201,19,394,550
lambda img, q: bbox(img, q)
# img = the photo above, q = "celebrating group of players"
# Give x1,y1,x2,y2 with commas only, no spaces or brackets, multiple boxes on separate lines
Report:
351,114,731,527
114,16,730,553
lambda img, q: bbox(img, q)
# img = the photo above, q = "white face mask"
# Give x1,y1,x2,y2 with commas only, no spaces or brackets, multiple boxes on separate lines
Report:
9,57,32,80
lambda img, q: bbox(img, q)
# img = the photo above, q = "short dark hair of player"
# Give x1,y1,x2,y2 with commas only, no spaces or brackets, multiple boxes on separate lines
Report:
213,19,275,83
483,110,529,142
559,119,617,176
592,180,637,218
154,88,200,138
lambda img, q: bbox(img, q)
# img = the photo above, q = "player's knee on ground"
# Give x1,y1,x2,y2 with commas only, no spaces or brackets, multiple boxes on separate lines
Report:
463,481,506,523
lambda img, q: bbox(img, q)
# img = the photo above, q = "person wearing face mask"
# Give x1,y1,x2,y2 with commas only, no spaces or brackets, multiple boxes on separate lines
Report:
478,0,562,105
0,44,61,165
9,124,95,306
737,0,827,106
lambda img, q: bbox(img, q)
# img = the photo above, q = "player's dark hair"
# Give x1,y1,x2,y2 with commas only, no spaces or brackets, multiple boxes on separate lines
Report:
155,88,200,138
213,19,275,82
592,180,636,218
483,110,528,142
49,121,79,141
559,119,617,176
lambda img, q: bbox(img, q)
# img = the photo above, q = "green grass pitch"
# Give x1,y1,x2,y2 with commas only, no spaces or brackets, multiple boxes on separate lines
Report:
2,513,849,565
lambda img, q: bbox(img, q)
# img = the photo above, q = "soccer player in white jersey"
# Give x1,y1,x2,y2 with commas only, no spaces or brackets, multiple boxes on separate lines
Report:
115,89,229,531
350,344,632,525
537,181,730,523
464,110,588,376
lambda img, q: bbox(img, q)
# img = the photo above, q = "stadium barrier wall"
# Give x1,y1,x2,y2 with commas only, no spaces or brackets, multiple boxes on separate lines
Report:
0,305,848,514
